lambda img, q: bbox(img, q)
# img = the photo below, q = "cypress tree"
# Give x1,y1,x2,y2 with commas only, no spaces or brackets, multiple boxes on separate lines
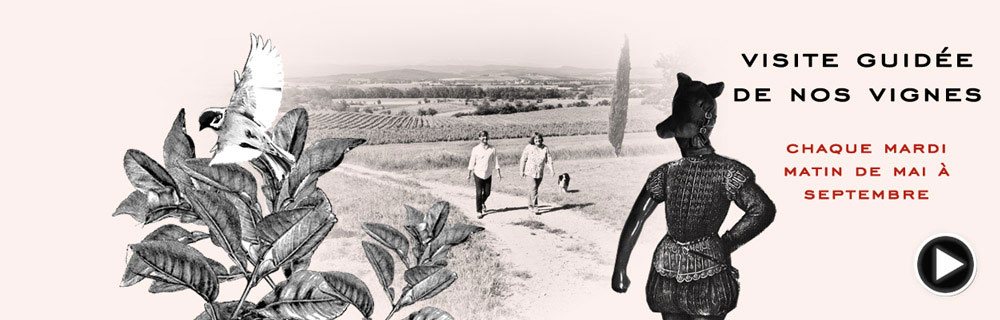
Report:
609,36,630,156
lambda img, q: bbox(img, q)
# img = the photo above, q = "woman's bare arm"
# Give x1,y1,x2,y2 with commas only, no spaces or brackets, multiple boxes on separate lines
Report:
519,146,528,176
545,149,555,177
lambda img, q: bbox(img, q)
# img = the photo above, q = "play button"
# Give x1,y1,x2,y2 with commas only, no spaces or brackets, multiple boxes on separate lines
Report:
934,248,964,281
916,234,976,296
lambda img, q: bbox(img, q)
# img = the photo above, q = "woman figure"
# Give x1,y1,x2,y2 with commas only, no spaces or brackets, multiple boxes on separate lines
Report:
519,132,555,214
612,73,775,320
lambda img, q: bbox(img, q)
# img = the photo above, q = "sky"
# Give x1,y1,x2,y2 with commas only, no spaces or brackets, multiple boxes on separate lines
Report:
3,0,708,77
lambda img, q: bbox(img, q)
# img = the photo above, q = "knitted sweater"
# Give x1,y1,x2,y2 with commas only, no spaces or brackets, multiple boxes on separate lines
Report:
645,153,775,281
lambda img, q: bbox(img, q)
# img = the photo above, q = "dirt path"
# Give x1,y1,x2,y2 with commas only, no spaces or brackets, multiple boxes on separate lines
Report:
341,164,659,319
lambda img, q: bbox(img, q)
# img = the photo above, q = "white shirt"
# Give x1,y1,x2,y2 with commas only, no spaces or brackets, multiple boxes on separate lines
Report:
468,143,499,179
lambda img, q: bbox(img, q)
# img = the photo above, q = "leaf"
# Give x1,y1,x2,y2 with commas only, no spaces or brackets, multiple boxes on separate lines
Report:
256,208,313,245
397,269,457,307
164,108,196,168
185,189,248,269
143,189,196,224
282,171,320,210
403,265,443,286
411,243,427,265
277,138,365,208
144,206,200,226
278,179,331,212
195,301,243,320
233,199,263,252
424,245,453,265
150,257,241,295
146,188,182,209
261,184,277,212
286,188,332,213
143,224,209,244
362,223,410,265
206,190,263,248
405,306,454,320
424,202,450,240
253,207,337,281
255,270,350,320
282,256,311,278
209,258,239,280
149,280,187,293
320,271,375,318
219,266,245,282
362,241,394,295
425,224,485,262
181,158,258,205
121,149,198,225
113,190,198,225
207,259,244,283
250,157,280,213
122,240,219,302
272,108,309,159
180,213,203,225
403,205,430,247
168,166,196,190
433,224,485,246
112,191,150,221
124,149,177,193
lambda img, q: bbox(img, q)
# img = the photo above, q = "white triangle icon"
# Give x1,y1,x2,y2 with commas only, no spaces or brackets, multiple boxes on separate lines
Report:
935,247,965,281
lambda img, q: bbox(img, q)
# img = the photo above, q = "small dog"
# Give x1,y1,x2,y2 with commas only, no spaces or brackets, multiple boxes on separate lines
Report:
557,173,571,193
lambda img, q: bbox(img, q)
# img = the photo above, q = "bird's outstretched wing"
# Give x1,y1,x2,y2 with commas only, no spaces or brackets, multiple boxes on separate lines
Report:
227,34,284,129
210,143,264,166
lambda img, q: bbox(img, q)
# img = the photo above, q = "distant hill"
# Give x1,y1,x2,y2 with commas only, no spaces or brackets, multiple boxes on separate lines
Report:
295,68,456,82
401,64,611,79
288,64,663,85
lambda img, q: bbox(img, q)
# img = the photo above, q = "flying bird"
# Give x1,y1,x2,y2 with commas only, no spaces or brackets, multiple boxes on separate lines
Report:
199,34,294,173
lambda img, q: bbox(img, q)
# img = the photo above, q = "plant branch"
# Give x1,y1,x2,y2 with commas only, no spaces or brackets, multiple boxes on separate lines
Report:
384,286,414,320
245,256,277,290
229,253,251,280
418,240,432,265
231,278,255,318
383,303,400,320
379,284,393,303
264,275,277,289
401,258,412,269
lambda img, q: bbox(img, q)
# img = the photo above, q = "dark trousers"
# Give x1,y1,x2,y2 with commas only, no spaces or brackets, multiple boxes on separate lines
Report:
474,176,492,213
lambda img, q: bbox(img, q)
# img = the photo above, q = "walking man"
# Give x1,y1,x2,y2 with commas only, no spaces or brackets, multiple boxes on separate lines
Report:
468,130,501,218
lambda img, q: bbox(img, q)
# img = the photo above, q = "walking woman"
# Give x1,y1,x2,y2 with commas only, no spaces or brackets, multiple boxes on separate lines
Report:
519,132,554,214
468,130,501,219
612,73,775,320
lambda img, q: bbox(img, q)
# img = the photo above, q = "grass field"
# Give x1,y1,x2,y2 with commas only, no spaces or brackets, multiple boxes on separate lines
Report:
344,132,670,172
315,170,513,320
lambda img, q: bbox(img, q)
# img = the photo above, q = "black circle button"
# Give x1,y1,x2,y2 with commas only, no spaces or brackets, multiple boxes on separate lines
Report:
915,234,976,296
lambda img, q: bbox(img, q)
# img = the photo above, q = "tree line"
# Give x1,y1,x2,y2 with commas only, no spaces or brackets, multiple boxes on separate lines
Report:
284,86,567,102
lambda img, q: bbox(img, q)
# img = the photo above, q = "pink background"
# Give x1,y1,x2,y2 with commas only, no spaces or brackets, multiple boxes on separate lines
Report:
2,0,997,318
